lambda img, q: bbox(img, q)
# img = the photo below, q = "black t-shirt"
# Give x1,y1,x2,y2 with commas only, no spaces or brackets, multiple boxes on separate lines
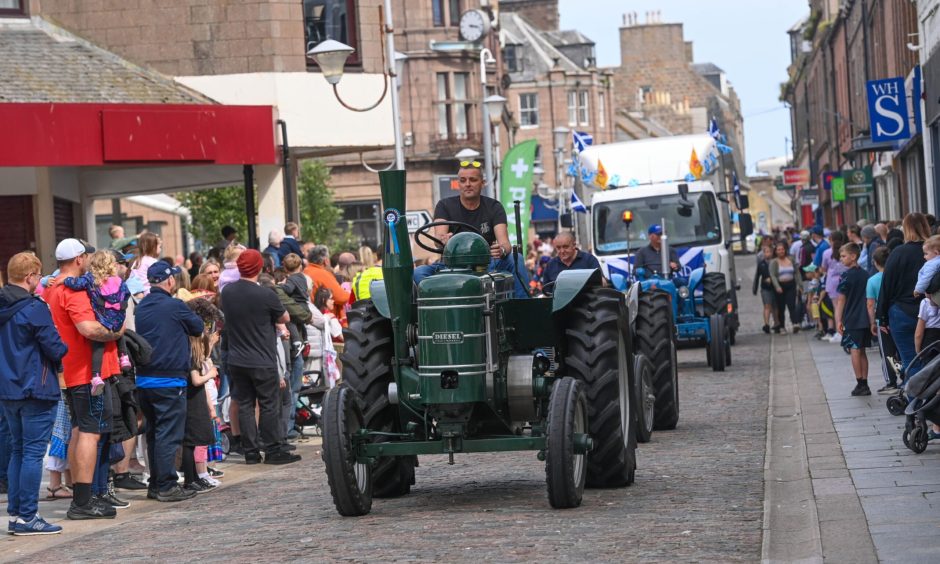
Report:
220,280,286,369
838,266,870,330
434,196,507,246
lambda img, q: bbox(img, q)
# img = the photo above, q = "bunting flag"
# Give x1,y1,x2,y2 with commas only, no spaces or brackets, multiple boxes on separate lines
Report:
689,148,704,180
571,191,587,213
572,131,594,153
708,117,721,141
732,171,745,210
594,158,610,189
716,142,733,155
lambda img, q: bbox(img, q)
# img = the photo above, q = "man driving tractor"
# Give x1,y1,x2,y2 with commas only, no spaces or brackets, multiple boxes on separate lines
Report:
633,223,680,275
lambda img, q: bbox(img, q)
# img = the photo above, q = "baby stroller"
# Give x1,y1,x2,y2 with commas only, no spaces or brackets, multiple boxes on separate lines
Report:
878,324,908,415
294,369,328,438
901,342,940,454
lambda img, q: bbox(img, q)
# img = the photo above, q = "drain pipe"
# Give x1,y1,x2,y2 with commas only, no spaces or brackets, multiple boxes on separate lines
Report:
276,119,297,224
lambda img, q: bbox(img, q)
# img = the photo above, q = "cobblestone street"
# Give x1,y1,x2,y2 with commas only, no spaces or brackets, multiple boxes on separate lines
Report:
6,265,772,563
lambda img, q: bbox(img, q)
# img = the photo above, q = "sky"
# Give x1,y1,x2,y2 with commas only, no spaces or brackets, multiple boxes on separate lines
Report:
558,0,809,174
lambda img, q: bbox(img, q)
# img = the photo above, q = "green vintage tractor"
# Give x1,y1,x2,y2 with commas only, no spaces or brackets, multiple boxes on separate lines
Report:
321,170,643,516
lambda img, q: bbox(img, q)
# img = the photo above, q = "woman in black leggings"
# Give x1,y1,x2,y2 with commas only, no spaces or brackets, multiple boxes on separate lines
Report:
770,241,803,333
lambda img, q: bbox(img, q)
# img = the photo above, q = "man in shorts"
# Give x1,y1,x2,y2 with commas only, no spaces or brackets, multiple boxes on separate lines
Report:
834,243,871,396
44,238,124,519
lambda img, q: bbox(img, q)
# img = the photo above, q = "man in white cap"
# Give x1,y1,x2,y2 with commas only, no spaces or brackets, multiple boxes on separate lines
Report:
44,239,124,520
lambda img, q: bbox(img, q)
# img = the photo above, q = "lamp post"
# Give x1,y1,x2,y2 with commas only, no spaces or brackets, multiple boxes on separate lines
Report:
552,126,569,235
308,0,404,170
480,48,497,198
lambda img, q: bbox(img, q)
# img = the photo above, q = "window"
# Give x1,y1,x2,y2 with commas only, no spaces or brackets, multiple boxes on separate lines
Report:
437,72,471,139
519,93,539,127
598,92,606,128
568,90,589,126
304,0,359,66
337,201,380,248
505,45,521,73
0,0,25,15
432,0,461,27
578,90,590,126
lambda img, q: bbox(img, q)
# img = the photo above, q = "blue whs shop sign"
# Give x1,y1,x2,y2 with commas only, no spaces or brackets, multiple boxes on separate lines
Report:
866,77,910,143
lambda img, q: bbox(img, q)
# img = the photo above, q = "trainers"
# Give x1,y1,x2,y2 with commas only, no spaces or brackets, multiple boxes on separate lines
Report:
204,476,222,487
264,451,302,465
156,485,196,502
67,500,116,520
7,516,15,535
792,326,800,333
12,515,62,536
113,472,148,491
762,324,770,334
829,333,843,343
185,478,217,494
90,374,105,396
146,488,159,500
245,452,262,465
207,467,224,478
98,492,130,509
877,383,898,394
851,383,872,396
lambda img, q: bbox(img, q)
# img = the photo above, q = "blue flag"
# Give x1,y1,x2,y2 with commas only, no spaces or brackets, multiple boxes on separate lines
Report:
708,118,721,141
571,191,587,213
732,171,745,210
572,131,593,153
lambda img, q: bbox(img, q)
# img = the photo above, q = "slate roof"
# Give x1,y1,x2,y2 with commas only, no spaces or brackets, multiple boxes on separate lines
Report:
542,29,594,48
499,13,588,82
0,19,211,104
691,62,724,76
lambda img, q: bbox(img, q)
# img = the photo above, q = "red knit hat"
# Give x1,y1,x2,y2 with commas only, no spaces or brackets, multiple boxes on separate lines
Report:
236,249,264,278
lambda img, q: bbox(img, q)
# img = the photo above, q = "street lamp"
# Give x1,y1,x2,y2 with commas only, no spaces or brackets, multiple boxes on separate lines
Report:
308,1,404,170
532,165,545,185
552,127,570,235
552,127,570,153
480,47,497,198
484,95,506,125
455,148,481,161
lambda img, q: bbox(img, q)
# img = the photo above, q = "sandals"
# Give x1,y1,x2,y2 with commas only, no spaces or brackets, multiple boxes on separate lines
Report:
45,485,73,500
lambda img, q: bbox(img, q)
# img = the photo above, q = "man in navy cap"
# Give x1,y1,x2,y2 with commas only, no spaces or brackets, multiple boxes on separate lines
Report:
633,223,680,276
134,260,205,502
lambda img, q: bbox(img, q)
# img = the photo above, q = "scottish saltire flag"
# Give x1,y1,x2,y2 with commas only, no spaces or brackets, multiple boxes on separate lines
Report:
708,118,721,140
677,247,705,276
732,171,744,210
571,191,587,213
606,256,634,290
572,131,593,153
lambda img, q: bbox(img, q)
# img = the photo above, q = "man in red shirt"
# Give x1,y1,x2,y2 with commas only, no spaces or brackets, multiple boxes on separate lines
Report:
44,239,124,520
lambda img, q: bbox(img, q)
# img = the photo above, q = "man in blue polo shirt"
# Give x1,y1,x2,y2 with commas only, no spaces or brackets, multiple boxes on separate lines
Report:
135,260,204,502
540,232,601,288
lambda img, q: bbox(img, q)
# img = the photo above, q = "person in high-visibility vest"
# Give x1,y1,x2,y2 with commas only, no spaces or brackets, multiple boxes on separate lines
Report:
352,261,383,301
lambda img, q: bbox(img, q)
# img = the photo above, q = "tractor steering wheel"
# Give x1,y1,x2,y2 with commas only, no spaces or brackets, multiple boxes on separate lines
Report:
414,220,483,254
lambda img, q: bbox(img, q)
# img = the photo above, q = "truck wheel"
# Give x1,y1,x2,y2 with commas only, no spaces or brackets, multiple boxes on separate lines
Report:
637,290,680,431
702,272,729,317
545,377,588,508
633,355,655,443
322,385,372,516
709,314,727,372
341,300,415,498
566,288,637,487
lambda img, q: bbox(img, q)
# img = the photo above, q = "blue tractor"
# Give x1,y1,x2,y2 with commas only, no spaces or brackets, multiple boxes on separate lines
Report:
609,209,733,375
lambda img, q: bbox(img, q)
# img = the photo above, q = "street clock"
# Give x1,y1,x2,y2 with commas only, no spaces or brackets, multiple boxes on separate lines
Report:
459,9,490,42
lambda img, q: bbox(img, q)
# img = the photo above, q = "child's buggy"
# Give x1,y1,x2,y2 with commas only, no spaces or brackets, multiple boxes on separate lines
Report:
877,324,908,415
901,342,940,453
294,369,328,438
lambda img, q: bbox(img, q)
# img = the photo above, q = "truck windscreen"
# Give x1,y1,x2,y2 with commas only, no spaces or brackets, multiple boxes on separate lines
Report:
593,192,722,255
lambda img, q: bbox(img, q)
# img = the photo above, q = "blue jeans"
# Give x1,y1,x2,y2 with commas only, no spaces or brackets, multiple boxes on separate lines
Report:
414,255,530,299
1,399,57,520
0,411,10,484
138,387,187,492
889,304,918,378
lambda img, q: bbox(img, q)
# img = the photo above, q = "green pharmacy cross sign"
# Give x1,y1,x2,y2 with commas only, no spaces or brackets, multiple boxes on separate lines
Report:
842,167,873,199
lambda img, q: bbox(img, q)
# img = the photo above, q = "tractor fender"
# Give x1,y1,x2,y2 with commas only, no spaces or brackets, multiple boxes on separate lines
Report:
368,280,392,319
625,282,640,328
551,268,604,313
687,267,705,293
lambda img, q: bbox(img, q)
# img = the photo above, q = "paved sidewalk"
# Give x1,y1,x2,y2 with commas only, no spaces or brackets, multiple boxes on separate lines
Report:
808,336,940,563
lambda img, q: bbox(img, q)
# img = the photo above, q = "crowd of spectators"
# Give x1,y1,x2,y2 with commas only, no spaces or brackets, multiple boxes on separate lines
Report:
0,222,375,536
753,213,940,407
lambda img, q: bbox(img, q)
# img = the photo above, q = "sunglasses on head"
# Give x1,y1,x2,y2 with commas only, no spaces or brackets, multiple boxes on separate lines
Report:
460,161,482,168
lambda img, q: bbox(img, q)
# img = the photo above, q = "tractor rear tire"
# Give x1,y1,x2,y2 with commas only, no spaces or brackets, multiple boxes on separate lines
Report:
322,385,373,516
709,314,727,372
633,355,655,443
545,377,588,509
702,272,729,317
636,290,680,431
341,300,415,498
565,288,637,488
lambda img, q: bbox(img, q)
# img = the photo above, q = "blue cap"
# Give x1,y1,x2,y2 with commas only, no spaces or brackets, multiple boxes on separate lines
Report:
811,225,824,236
648,224,663,235
147,260,181,284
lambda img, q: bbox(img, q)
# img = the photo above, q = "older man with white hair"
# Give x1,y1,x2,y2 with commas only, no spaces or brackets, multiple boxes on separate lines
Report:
263,229,284,268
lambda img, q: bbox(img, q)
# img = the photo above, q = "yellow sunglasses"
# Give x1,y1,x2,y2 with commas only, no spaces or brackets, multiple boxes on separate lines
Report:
460,160,482,168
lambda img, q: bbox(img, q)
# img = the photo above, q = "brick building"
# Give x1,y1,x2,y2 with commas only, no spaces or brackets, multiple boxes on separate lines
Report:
783,0,925,226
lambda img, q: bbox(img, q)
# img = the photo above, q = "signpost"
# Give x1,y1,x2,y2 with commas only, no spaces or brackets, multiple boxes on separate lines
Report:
405,210,432,233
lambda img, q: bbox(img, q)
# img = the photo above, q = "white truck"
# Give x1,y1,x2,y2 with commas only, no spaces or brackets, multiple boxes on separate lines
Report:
577,134,753,340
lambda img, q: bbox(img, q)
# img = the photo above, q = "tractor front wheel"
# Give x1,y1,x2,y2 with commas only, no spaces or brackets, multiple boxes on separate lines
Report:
636,290,680,431
545,377,588,509
322,385,373,516
633,355,655,443
708,314,727,372
566,288,637,488
341,300,415,498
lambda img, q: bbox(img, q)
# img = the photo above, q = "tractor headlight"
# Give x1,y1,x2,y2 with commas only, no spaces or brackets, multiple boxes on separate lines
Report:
678,286,690,300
